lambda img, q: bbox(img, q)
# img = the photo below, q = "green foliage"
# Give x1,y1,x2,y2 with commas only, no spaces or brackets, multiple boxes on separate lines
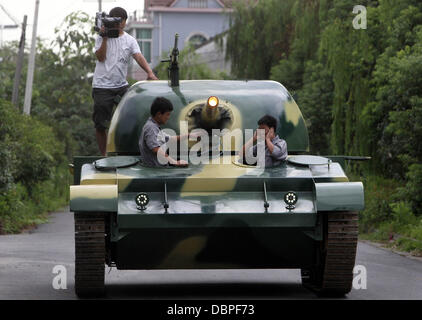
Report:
0,100,64,189
0,167,69,234
386,201,422,255
355,174,422,255
271,0,321,91
394,237,422,255
394,164,422,215
390,201,417,228
227,0,296,79
0,12,107,233
0,99,69,233
227,0,422,237
408,220,422,242
297,61,334,154
370,27,422,179
30,11,98,157
317,0,377,156
0,12,98,158
155,44,230,80
0,43,22,101
357,175,397,233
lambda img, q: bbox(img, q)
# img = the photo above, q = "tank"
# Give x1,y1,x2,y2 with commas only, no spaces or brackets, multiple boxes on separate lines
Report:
69,37,365,298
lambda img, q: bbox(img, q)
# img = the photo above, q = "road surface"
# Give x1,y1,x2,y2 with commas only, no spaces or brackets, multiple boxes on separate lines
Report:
0,209,421,300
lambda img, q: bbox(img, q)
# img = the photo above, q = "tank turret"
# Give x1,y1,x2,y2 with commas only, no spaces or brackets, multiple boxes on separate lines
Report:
106,80,309,155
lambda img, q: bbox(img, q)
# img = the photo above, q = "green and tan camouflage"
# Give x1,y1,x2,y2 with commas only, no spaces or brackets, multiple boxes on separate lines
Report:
106,80,310,154
70,80,365,297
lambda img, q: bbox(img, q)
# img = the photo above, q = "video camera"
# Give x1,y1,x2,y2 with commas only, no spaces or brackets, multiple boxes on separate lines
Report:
94,12,122,38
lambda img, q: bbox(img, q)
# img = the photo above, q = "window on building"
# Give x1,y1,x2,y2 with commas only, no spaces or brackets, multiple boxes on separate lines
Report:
136,28,152,63
188,0,208,8
188,34,208,48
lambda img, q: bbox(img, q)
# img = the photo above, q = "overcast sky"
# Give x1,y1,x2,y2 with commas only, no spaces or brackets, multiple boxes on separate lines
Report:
0,0,144,44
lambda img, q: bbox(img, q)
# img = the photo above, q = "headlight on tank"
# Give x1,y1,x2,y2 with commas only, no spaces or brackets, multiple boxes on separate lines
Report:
207,96,219,109
284,191,298,210
135,193,149,211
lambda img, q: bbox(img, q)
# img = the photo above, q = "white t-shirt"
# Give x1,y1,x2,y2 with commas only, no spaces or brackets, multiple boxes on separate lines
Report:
92,32,141,88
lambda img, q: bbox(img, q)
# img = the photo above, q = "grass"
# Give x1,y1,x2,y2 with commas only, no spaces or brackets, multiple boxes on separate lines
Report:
348,171,422,257
0,166,69,234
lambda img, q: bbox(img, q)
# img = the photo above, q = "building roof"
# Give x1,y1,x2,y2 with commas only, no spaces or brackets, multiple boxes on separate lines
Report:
146,0,173,7
146,0,256,8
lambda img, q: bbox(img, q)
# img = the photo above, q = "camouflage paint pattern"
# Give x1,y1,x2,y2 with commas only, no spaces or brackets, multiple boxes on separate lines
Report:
70,185,118,212
106,80,309,154
70,80,364,270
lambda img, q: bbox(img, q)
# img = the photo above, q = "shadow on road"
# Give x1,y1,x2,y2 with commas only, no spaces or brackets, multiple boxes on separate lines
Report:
96,282,321,299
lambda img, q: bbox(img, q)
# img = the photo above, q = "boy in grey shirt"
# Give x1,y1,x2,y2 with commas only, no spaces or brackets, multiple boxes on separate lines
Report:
241,115,288,167
139,97,188,167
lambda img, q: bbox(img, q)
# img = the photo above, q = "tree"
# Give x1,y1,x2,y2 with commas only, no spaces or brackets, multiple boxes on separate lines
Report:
226,0,296,80
297,61,333,154
155,44,228,80
30,11,98,157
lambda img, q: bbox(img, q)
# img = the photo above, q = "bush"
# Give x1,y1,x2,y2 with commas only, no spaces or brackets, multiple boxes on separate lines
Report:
357,175,398,233
355,173,422,256
394,237,422,255
394,164,422,216
391,202,417,228
0,169,69,234
409,220,422,242
155,44,225,80
0,100,65,189
0,99,69,233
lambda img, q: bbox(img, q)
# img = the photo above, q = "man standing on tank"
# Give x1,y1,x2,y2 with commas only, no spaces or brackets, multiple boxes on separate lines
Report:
92,7,158,156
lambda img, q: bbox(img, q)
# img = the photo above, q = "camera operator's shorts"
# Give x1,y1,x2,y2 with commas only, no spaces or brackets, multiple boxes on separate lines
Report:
92,85,129,130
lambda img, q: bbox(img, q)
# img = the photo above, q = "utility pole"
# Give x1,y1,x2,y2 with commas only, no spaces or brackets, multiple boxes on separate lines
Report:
83,0,116,13
23,0,40,115
0,3,20,48
12,15,28,108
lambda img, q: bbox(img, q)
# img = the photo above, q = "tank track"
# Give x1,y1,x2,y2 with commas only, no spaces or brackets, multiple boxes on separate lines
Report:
74,212,106,297
301,212,358,296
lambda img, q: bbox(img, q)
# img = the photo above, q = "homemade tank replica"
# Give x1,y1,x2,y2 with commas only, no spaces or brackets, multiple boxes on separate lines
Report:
70,35,365,297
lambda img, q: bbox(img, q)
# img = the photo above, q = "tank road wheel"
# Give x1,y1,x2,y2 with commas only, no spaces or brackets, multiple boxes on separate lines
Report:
301,212,358,297
74,212,106,297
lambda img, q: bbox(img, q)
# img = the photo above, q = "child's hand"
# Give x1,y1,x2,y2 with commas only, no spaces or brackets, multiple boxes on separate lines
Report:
266,128,275,141
175,160,188,167
147,72,158,80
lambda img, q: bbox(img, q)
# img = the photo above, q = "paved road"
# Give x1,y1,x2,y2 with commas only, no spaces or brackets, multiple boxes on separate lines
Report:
0,209,421,300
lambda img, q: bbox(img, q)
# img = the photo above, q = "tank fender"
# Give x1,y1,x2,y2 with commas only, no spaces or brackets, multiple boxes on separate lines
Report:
70,185,118,212
315,182,364,212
